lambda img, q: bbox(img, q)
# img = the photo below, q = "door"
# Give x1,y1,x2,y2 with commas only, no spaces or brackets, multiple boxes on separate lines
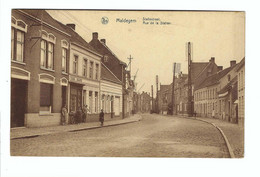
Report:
11,79,27,128
70,84,82,112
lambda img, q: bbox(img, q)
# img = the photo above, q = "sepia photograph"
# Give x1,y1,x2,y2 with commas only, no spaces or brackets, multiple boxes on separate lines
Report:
9,9,245,158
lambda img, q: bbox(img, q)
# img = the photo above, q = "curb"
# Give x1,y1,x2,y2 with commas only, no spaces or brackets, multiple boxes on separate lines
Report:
162,114,235,158
11,115,141,140
195,118,235,158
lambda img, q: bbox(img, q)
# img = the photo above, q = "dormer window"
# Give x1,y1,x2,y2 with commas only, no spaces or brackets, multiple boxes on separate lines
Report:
228,74,231,82
104,55,109,62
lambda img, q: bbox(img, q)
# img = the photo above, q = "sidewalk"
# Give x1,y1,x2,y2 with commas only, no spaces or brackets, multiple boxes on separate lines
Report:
11,114,142,140
194,116,244,158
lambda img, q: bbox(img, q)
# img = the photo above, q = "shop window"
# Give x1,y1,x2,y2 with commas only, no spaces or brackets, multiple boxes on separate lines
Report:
40,83,53,114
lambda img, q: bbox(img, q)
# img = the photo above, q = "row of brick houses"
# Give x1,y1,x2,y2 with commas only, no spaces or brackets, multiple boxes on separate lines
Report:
133,91,152,114
156,57,245,126
11,10,134,128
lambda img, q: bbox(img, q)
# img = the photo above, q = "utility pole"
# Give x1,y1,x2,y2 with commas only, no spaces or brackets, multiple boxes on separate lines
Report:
151,85,154,113
172,62,176,115
127,55,133,76
156,75,159,114
187,42,193,117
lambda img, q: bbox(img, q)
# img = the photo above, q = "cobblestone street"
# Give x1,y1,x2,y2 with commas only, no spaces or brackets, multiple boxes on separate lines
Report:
11,114,229,157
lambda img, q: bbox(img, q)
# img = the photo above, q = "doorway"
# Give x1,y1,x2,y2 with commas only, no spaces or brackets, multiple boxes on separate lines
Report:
11,78,27,128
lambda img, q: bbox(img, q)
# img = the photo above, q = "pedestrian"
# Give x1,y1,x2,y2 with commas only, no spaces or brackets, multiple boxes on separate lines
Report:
99,109,104,127
61,105,67,125
212,109,215,118
82,105,90,123
75,107,83,124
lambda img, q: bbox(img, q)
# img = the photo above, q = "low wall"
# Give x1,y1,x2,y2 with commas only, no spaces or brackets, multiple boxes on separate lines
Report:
25,113,61,128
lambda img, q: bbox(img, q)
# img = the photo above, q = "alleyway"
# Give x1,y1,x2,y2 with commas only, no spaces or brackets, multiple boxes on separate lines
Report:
11,114,229,157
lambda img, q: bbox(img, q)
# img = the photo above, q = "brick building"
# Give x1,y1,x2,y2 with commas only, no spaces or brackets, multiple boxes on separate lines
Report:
11,10,71,128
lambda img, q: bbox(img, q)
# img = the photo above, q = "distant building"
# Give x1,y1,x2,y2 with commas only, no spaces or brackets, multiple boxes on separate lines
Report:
100,63,123,119
236,58,245,126
194,59,242,123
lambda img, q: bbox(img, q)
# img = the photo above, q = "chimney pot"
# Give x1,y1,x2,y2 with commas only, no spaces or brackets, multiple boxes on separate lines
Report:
92,32,98,40
66,24,76,30
210,57,215,63
230,60,236,67
218,66,223,71
100,39,106,44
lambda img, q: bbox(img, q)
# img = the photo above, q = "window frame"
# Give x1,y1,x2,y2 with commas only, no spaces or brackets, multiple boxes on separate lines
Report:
73,55,78,74
83,58,88,77
40,39,54,70
11,27,26,63
61,48,67,73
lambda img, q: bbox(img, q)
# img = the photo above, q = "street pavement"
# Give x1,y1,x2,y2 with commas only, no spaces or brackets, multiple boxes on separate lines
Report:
11,114,230,157
194,116,244,158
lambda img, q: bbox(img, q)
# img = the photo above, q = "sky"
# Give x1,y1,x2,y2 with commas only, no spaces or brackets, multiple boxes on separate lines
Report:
47,10,245,94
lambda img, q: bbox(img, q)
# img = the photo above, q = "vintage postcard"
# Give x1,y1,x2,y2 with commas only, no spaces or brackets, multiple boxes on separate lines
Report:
10,10,245,158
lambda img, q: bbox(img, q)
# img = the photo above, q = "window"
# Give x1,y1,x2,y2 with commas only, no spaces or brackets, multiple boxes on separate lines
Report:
228,74,231,82
11,28,25,62
89,91,93,113
83,59,88,77
62,48,67,73
83,90,86,106
73,55,78,74
40,83,53,113
102,95,105,111
104,55,109,62
89,61,93,79
40,40,47,67
11,17,27,62
95,63,99,80
40,31,56,70
95,92,98,113
40,40,54,69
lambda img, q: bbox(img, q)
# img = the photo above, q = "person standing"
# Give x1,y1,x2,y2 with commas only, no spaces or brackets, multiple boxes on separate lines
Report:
83,105,90,123
61,105,68,125
99,109,104,127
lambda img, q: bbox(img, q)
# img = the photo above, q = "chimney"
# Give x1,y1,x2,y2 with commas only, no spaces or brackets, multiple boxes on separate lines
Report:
100,39,106,44
210,57,215,63
92,32,98,40
66,24,75,30
217,66,223,71
230,60,236,67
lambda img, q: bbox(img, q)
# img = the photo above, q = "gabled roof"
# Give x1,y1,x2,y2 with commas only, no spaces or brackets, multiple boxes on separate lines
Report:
191,62,209,82
53,19,99,54
218,76,238,94
236,57,245,71
101,63,122,85
89,39,127,66
18,10,70,36
195,65,236,91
